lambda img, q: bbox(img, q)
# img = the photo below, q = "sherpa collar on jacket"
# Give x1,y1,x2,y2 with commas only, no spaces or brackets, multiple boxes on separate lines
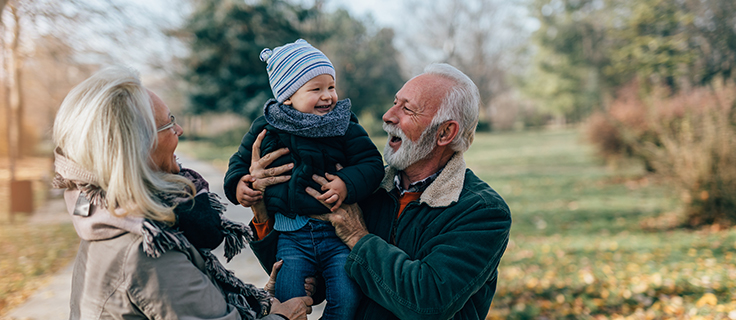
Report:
380,152,466,207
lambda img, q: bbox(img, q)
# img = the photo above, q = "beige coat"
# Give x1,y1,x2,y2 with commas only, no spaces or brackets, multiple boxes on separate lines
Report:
64,189,281,320
70,232,246,319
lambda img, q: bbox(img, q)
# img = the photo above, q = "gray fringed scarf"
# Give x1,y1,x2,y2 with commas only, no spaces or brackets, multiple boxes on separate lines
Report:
52,150,271,319
263,98,352,137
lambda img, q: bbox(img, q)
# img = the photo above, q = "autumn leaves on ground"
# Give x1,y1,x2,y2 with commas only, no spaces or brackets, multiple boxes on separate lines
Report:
0,158,79,316
1,129,733,319
469,130,735,319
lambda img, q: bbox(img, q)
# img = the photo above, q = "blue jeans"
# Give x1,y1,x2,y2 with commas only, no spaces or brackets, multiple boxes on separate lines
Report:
276,220,361,320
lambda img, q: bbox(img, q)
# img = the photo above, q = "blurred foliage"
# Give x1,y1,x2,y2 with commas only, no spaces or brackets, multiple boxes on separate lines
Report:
180,0,403,121
205,124,252,148
402,0,531,129
584,80,658,172
587,82,736,227
0,118,39,157
523,0,736,122
521,0,614,123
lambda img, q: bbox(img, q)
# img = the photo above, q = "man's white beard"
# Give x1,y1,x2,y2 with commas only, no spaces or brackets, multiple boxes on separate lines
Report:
383,122,437,171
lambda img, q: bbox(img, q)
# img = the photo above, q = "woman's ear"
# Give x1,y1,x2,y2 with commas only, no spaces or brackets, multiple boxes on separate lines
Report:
437,120,459,147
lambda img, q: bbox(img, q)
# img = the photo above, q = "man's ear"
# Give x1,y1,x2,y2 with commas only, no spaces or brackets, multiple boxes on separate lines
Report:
437,120,459,147
283,99,292,105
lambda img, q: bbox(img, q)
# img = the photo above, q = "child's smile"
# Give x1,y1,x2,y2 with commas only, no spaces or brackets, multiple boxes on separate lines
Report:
285,74,337,115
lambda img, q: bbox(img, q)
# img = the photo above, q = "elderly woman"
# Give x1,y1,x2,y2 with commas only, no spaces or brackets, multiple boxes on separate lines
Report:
52,66,311,320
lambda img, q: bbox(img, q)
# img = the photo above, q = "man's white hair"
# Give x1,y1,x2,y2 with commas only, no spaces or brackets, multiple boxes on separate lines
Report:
422,63,480,152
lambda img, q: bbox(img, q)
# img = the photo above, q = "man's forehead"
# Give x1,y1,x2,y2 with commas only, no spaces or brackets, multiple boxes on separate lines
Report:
398,74,452,107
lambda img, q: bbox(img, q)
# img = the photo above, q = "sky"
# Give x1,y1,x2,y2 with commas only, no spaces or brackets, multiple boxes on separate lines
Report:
325,0,402,28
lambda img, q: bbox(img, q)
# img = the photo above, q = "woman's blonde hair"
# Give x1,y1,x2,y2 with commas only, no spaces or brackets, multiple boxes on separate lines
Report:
53,66,192,223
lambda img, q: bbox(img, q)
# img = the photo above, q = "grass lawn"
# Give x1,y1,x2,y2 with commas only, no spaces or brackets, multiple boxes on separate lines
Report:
181,128,736,319
468,130,736,319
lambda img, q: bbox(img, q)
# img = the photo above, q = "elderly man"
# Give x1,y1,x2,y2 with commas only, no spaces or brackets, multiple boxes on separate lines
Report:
245,63,511,320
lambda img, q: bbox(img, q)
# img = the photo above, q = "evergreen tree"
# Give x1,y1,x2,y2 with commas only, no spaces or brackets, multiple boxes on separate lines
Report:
182,0,305,119
180,1,404,124
525,0,736,120
320,9,404,119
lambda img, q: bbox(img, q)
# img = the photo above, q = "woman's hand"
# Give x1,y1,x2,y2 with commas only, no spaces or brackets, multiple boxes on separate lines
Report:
269,296,313,320
235,174,263,207
265,260,318,298
236,130,293,207
249,129,292,191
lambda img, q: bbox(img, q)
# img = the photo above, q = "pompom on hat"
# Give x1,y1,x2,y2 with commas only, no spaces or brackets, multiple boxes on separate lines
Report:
260,39,336,103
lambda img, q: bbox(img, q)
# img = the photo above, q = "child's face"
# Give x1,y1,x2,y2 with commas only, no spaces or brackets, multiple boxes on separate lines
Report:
284,74,337,115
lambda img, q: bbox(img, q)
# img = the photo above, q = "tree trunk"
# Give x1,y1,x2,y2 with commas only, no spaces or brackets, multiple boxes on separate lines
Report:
10,3,22,159
0,0,7,23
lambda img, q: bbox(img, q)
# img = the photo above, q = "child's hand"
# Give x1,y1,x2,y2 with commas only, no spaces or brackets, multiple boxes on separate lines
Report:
317,173,347,212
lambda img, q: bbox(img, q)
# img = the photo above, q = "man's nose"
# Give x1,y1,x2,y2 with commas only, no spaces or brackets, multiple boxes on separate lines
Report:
382,106,398,124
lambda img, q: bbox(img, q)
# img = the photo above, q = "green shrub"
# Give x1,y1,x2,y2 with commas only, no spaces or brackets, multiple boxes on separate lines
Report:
206,125,251,148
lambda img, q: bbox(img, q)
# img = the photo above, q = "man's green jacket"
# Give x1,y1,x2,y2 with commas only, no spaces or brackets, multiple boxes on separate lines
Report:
250,153,512,319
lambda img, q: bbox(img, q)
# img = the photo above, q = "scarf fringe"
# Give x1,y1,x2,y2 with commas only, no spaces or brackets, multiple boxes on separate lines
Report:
226,292,259,320
221,219,248,262
206,192,253,262
201,250,272,319
207,192,226,212
141,220,191,259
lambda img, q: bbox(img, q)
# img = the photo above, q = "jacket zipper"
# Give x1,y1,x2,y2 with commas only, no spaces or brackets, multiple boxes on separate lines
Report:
389,194,400,245
390,199,415,246
390,218,399,245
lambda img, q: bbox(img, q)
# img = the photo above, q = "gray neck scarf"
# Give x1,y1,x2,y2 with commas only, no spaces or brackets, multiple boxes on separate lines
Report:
263,98,352,138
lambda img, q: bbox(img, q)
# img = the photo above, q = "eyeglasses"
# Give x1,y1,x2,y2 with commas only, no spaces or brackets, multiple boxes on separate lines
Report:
157,115,176,132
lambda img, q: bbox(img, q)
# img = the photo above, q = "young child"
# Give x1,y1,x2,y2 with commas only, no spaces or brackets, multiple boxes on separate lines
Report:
224,39,384,319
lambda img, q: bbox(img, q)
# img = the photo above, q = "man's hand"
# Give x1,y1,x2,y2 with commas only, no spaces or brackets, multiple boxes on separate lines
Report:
316,173,348,212
307,173,369,250
269,296,313,320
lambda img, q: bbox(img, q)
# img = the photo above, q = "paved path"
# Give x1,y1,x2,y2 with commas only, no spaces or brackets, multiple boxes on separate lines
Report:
4,154,323,320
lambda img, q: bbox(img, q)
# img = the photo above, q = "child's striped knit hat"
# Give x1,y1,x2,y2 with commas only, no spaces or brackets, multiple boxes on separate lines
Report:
259,39,335,103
